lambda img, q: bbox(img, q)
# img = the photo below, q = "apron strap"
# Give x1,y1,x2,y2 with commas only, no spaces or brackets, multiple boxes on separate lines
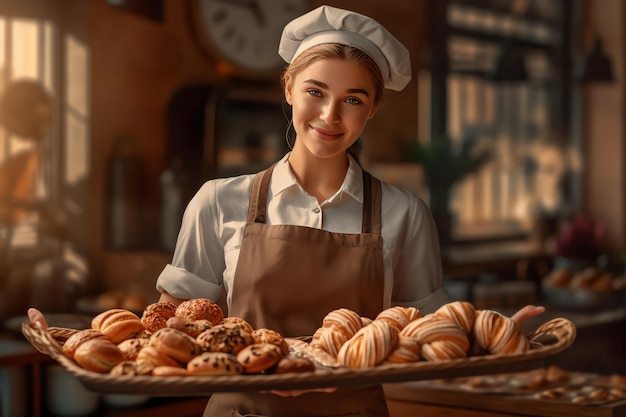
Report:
247,163,382,235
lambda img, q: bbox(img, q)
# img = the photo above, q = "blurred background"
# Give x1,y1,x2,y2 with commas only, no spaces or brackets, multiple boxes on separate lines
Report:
0,0,625,416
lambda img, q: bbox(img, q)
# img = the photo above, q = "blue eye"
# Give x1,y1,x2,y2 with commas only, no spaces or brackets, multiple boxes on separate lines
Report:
307,89,322,97
346,97,362,105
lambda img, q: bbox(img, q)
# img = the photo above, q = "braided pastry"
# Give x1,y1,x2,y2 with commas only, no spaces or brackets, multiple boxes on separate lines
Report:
311,308,363,357
400,314,470,361
384,335,421,363
474,309,529,355
434,301,476,333
375,306,422,332
337,319,398,369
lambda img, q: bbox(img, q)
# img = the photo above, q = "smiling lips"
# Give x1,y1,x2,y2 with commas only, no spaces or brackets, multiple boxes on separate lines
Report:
311,125,343,140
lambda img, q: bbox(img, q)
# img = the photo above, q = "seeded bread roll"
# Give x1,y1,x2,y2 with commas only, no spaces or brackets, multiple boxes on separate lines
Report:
135,345,183,368
237,343,285,374
251,328,289,356
166,316,212,338
141,302,177,334
117,337,149,361
175,298,224,325
196,323,253,355
187,352,243,375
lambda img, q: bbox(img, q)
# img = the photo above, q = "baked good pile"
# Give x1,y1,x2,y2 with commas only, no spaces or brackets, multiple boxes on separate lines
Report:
53,299,532,377
59,298,312,377
311,301,530,369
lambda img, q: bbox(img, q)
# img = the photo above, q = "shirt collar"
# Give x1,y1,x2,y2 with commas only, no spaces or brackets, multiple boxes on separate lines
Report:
271,152,364,203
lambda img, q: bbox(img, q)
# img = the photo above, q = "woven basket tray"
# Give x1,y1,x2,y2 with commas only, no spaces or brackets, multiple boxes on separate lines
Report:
22,318,576,396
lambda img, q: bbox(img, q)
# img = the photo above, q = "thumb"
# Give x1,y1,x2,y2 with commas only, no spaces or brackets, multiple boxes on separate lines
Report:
28,308,49,329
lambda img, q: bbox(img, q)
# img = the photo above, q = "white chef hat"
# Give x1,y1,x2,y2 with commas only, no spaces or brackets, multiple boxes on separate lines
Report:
278,5,412,91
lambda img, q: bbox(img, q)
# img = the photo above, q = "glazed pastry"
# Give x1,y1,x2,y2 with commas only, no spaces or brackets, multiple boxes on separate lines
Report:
272,355,316,374
236,343,285,374
473,309,529,355
311,308,363,357
337,319,398,369
188,352,243,375
135,345,183,368
434,301,476,333
91,308,146,344
400,314,470,361
196,322,253,355
117,337,149,361
252,328,290,356
141,302,177,334
150,327,201,363
175,298,224,325
384,335,421,363
74,338,125,373
376,306,421,332
62,329,108,360
166,316,212,338
109,360,154,376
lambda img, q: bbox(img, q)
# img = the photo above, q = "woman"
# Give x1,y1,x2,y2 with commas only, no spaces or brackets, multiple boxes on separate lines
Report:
30,4,543,416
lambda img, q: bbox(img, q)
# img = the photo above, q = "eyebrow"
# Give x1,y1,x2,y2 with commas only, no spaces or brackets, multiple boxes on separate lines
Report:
303,79,370,97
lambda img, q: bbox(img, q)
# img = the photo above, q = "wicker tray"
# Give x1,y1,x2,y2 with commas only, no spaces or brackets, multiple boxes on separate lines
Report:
22,318,576,396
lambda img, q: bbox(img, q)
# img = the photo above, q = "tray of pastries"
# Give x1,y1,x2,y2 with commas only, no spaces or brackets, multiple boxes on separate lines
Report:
22,300,576,396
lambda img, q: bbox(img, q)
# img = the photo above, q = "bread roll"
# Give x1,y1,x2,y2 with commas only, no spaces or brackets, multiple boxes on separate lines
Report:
141,302,177,333
175,298,224,325
63,329,108,360
92,308,146,344
150,327,200,363
74,338,125,373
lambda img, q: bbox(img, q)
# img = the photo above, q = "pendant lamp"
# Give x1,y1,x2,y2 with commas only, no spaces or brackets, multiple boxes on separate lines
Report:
577,37,614,83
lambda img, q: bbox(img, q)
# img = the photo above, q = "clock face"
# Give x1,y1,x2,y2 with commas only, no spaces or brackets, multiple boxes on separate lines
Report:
192,0,310,73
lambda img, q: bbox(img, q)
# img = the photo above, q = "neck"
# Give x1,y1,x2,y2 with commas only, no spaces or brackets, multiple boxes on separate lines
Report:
288,147,350,203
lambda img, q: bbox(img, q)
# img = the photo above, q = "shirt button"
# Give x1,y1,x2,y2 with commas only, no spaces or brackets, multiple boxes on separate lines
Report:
313,207,321,213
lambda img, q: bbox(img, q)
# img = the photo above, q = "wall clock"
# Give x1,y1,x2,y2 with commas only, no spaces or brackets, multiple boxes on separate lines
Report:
190,0,310,74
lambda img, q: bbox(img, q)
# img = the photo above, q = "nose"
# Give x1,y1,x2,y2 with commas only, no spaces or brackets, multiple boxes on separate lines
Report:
320,100,340,124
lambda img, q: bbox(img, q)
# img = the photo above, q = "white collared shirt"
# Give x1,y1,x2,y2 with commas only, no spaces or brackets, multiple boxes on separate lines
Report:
156,153,450,314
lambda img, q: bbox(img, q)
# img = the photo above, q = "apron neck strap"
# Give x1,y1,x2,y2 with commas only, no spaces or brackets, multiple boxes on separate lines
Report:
247,163,382,235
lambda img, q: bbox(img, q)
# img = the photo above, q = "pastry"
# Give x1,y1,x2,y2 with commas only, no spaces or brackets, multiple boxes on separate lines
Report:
542,268,573,288
135,345,183,368
62,329,108,360
91,308,146,344
252,328,289,356
117,337,149,361
152,365,190,376
384,335,421,363
166,316,212,338
150,327,201,363
400,314,470,361
236,343,285,374
434,301,476,333
376,306,422,332
474,309,529,355
74,338,125,373
141,302,177,334
109,360,154,376
311,308,363,357
196,322,253,354
272,355,316,374
175,298,224,325
188,352,243,375
337,319,398,369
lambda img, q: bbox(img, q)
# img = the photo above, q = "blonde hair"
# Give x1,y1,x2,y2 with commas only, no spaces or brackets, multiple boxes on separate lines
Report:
281,43,385,161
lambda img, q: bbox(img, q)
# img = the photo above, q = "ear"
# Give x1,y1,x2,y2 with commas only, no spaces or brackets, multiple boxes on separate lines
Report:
284,74,293,105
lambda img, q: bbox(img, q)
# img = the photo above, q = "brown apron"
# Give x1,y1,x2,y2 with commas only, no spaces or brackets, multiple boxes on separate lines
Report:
204,164,389,417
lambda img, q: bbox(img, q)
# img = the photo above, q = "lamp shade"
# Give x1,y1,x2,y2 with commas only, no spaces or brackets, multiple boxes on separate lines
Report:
577,38,614,83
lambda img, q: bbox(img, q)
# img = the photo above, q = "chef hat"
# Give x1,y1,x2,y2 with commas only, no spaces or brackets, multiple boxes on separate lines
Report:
278,5,412,91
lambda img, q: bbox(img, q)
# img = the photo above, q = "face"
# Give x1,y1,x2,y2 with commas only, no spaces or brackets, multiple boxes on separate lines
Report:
284,57,379,161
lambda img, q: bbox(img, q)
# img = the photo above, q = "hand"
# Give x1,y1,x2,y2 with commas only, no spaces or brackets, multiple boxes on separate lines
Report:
511,305,545,328
266,387,337,397
28,308,49,329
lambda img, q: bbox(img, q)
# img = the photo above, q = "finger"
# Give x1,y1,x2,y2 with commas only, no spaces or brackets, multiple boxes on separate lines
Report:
511,305,545,327
28,308,49,329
